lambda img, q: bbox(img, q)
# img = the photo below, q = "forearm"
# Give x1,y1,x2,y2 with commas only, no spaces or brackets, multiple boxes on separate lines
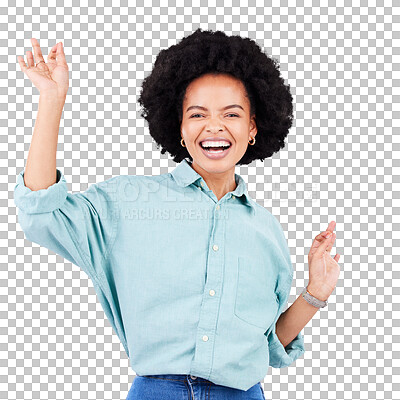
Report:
275,288,320,348
24,93,66,191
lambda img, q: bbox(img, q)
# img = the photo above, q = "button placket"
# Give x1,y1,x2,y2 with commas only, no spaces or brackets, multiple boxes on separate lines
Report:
190,193,226,378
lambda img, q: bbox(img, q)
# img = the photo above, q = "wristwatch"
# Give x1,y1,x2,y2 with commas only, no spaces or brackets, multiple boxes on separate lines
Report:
302,286,328,308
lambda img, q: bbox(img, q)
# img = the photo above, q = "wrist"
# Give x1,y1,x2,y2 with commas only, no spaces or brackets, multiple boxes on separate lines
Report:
306,283,330,302
40,91,67,103
39,93,66,112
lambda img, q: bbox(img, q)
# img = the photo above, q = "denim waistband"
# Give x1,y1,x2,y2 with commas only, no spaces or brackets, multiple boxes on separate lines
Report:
140,374,215,384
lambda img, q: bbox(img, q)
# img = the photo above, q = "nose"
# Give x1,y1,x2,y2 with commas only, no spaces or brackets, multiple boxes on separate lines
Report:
206,122,224,133
205,114,224,133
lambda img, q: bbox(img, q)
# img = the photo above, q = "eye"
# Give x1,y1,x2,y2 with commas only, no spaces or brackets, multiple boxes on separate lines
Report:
189,113,239,118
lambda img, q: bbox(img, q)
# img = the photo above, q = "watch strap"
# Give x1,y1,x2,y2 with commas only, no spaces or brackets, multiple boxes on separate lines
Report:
302,286,328,308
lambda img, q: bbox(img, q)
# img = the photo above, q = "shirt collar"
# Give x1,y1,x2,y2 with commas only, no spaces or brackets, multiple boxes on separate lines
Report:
170,159,255,213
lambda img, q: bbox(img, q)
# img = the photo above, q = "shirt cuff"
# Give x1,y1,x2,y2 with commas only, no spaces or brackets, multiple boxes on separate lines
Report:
14,169,68,214
268,328,305,368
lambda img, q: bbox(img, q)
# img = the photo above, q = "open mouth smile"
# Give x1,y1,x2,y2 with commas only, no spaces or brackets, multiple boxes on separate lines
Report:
199,139,232,159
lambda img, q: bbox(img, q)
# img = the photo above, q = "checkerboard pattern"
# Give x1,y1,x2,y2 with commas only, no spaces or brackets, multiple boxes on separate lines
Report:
5,1,398,399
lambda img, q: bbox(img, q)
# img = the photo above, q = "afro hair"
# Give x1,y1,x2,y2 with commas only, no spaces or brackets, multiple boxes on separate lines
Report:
137,28,293,165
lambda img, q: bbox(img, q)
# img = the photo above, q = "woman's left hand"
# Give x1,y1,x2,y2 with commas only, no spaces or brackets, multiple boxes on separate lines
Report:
307,221,341,301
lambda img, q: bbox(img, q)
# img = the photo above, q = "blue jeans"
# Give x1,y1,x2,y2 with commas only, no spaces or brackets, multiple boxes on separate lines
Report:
126,374,266,399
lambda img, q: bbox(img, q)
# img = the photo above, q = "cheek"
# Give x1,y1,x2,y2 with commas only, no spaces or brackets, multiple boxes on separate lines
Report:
233,133,250,149
184,128,203,146
181,125,194,140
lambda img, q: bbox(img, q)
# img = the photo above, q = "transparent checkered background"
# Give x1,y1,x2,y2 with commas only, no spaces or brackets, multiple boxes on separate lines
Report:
3,0,399,399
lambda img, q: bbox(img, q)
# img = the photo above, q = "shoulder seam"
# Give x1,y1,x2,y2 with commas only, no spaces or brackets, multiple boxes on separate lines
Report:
56,206,96,278
102,176,120,267
60,177,120,278
90,176,120,268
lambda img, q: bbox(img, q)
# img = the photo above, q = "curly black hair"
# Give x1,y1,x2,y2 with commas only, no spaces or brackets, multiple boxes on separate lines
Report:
137,28,293,165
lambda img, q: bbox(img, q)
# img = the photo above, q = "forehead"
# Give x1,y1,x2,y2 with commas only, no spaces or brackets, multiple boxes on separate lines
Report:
184,74,248,106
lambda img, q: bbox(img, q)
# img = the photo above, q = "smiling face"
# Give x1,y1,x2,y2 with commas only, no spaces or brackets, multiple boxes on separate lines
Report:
180,73,257,176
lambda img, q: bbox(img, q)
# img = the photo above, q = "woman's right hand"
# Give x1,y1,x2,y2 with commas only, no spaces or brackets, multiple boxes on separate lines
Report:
17,38,69,98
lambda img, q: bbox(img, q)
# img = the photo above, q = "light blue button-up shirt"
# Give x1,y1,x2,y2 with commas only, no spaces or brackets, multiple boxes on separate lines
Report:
14,158,305,391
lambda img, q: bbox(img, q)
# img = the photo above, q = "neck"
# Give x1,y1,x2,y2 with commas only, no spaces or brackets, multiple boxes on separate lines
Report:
189,160,237,201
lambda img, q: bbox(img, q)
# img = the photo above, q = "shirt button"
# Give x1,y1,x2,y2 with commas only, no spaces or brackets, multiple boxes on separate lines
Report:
232,195,235,199
209,289,215,296
216,204,220,210
212,244,219,251
201,181,204,187
190,375,197,380
202,335,209,342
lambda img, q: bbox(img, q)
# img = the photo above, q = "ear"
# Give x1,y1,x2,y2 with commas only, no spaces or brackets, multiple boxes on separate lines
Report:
250,114,257,136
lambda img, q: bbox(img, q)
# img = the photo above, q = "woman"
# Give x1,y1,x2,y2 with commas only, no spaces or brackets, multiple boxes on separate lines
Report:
15,29,340,400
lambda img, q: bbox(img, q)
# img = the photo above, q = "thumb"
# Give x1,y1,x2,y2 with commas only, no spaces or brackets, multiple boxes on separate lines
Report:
56,42,67,65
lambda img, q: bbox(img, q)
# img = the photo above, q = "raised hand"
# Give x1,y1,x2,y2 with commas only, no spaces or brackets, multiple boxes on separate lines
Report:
307,221,341,301
17,38,69,98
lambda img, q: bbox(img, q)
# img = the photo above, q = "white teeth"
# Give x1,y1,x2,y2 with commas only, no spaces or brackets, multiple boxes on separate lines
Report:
201,140,231,148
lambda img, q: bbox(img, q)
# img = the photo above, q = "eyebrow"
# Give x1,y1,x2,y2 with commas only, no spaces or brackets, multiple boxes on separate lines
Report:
186,104,244,113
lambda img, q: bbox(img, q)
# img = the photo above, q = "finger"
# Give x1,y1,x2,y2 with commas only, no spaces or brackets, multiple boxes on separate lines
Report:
334,254,340,262
56,42,67,65
17,55,28,72
316,234,334,256
26,50,34,68
325,232,336,253
47,43,58,62
317,221,336,242
326,220,336,233
30,37,45,65
310,230,332,251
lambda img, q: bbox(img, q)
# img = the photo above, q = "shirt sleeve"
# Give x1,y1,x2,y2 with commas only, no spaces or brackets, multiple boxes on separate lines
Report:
266,217,306,368
13,168,119,282
267,274,306,368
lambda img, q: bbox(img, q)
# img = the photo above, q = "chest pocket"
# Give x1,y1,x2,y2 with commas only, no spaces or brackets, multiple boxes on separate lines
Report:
234,256,279,330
